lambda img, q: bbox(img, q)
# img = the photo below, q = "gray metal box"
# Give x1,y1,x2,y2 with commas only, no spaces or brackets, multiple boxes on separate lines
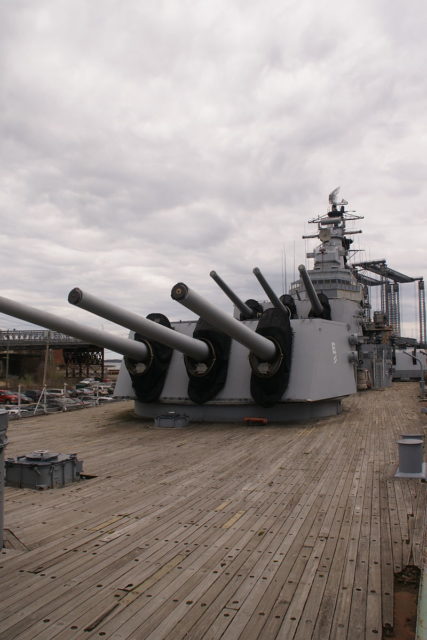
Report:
5,450,83,490
154,412,189,428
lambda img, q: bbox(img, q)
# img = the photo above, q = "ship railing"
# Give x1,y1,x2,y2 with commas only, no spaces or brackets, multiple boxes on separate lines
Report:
0,329,84,347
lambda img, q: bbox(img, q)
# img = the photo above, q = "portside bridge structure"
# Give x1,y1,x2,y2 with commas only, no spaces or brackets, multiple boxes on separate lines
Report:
0,330,104,380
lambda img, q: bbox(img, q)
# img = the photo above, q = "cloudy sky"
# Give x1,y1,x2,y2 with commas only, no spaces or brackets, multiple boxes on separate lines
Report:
1,0,426,348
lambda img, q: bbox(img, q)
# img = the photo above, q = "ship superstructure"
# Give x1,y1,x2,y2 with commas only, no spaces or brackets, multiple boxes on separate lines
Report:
290,188,365,333
300,196,362,295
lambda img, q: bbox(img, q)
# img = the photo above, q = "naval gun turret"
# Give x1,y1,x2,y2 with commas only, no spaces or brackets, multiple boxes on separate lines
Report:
0,190,376,422
171,280,293,407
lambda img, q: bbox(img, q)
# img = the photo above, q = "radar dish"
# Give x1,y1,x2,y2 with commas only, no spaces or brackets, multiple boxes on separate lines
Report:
329,187,341,205
328,187,348,207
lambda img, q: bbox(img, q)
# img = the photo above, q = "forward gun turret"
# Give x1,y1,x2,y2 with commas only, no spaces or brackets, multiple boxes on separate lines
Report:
171,282,293,406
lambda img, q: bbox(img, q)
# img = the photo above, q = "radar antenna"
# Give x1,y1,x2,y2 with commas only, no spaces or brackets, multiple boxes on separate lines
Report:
328,186,348,208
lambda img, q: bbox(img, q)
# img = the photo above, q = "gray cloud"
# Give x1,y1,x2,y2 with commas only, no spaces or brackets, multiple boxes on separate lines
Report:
0,0,425,343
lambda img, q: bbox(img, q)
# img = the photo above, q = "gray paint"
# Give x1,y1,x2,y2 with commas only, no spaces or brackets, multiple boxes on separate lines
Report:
393,349,427,380
171,283,277,361
5,451,83,490
68,287,210,362
115,316,357,420
395,439,427,479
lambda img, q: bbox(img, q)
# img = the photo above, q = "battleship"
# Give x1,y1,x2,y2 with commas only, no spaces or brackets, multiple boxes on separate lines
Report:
0,188,425,423
1,190,427,640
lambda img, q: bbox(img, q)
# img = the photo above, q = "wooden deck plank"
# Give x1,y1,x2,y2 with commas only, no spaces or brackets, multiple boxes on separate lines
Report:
26,519,254,639
311,427,368,639
225,426,359,640
365,430,383,640
412,485,427,567
159,488,313,640
330,465,371,638
125,428,352,640
1,384,426,640
379,454,395,634
93,470,320,633
293,438,364,639
78,465,308,639
386,478,404,573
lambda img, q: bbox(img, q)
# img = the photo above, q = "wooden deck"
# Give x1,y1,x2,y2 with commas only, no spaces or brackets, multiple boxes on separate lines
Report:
1,383,426,639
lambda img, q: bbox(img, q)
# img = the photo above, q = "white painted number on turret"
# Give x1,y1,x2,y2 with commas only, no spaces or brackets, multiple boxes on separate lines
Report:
331,342,338,364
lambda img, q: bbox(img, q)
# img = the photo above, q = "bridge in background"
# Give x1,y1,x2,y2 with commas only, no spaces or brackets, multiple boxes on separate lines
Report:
0,329,104,379
0,329,85,348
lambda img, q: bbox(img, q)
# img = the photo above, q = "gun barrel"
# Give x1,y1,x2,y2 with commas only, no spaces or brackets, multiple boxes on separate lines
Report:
253,267,289,316
209,271,255,319
68,288,210,362
0,295,149,361
171,283,277,362
298,265,324,316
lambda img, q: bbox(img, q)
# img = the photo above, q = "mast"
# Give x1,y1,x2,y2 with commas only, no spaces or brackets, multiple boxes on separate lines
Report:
291,188,364,304
303,187,364,271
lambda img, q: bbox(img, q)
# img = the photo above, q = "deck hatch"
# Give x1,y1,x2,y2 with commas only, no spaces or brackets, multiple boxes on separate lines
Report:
5,449,83,489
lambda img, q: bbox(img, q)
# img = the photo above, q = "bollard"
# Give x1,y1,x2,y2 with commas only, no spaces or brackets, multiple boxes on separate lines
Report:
401,434,424,450
0,410,8,548
395,438,425,478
